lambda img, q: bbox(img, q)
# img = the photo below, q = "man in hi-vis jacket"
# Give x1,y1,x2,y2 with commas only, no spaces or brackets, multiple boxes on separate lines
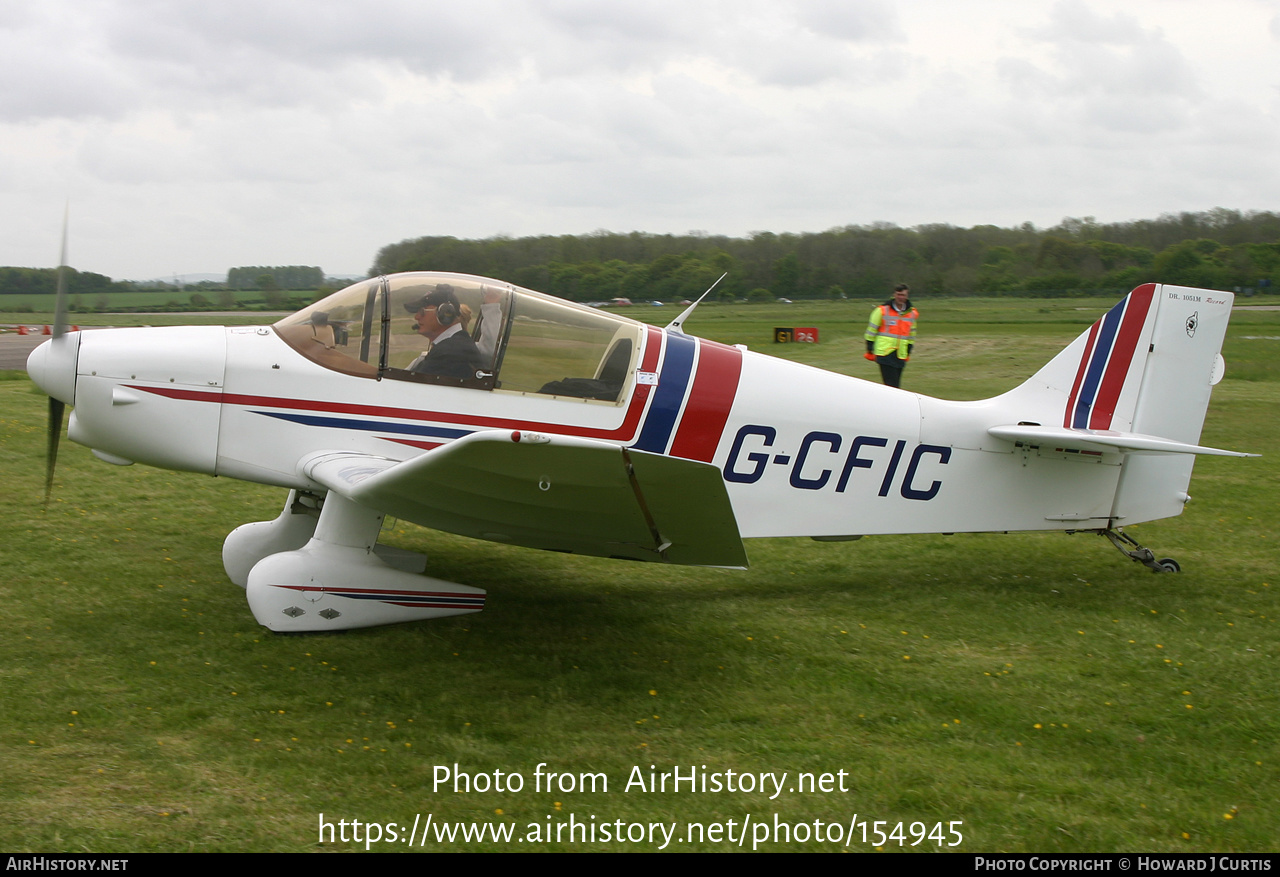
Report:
864,283,918,388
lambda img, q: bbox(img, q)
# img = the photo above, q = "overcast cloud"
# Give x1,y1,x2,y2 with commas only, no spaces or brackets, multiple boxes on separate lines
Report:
2,0,1277,280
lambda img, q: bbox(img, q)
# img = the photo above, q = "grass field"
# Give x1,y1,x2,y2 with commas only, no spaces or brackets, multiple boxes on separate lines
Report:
0,288,315,316
1,296,1277,852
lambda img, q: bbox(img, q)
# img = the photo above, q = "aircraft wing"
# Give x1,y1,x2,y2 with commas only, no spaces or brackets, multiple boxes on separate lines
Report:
987,425,1256,457
300,430,748,567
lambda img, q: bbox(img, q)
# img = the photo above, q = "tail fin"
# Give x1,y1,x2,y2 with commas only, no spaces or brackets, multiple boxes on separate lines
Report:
995,284,1247,525
1109,284,1237,523
1062,283,1161,433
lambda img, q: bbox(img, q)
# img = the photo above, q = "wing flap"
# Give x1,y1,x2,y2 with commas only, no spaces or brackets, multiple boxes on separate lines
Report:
626,448,748,566
301,430,747,567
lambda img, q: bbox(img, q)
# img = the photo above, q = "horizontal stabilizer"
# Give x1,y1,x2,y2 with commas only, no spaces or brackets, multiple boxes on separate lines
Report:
988,424,1256,458
300,430,747,567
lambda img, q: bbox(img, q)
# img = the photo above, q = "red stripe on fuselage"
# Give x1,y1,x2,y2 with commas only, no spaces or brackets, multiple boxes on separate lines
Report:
1088,283,1155,430
667,339,742,463
129,325,665,443
383,438,444,450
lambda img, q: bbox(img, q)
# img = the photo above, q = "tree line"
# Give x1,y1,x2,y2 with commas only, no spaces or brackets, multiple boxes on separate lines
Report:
5,211,1277,304
227,266,324,291
370,208,1280,301
0,266,123,297
0,265,329,297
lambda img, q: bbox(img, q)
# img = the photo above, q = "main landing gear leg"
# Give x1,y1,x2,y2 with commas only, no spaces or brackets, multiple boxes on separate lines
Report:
1098,528,1181,573
233,491,485,632
222,489,323,587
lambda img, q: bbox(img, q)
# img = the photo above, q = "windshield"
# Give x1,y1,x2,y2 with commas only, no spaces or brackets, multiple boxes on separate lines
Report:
273,277,382,377
274,272,642,403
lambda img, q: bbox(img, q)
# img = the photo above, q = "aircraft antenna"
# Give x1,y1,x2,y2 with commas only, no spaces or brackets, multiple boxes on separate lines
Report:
665,271,727,334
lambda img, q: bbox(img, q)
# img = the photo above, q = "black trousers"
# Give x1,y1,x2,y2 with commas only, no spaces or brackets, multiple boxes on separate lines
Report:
876,354,906,388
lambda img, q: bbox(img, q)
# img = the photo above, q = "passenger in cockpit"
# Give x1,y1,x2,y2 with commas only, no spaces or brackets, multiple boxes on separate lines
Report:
454,286,504,365
474,285,504,361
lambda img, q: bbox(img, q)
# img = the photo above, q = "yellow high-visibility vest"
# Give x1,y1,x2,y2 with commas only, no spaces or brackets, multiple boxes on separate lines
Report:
865,304,918,359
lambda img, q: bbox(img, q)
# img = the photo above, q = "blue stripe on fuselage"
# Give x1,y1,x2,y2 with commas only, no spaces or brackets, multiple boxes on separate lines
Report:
631,331,696,453
251,410,473,439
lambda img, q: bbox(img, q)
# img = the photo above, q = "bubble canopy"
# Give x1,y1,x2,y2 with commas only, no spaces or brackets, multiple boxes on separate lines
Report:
273,272,643,404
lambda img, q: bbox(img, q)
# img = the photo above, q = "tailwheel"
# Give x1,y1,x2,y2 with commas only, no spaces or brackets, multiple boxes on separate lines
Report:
1097,528,1180,573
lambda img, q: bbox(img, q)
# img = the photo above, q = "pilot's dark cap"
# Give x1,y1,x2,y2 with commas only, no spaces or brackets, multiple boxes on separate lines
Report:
402,284,458,314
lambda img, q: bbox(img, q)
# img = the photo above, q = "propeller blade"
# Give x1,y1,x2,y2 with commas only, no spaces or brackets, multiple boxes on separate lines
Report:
52,203,70,340
45,397,64,507
43,203,71,506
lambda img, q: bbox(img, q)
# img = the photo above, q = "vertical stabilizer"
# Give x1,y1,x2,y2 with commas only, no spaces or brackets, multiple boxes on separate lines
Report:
1061,283,1159,433
1109,285,1235,524
990,283,1238,527
996,284,1161,431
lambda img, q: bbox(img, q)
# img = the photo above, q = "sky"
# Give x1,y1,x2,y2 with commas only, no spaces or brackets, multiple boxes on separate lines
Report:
2,0,1278,281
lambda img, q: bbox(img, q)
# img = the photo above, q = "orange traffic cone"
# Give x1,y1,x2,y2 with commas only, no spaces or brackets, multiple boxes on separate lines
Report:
42,325,51,335
17,325,29,335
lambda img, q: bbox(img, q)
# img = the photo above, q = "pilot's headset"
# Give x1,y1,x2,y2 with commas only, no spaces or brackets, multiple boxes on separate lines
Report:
405,286,461,326
432,284,460,326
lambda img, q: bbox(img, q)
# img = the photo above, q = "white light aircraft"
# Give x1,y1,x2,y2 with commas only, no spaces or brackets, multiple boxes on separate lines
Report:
27,273,1253,632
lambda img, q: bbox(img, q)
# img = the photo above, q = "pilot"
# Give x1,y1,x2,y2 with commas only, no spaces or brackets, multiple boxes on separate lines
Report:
404,285,487,380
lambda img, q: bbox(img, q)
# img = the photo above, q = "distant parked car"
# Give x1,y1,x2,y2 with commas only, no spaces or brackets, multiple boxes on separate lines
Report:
611,298,632,307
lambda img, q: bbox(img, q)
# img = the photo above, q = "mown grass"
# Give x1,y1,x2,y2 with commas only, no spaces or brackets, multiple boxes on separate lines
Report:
1,298,1276,852
0,312,274,328
0,288,312,312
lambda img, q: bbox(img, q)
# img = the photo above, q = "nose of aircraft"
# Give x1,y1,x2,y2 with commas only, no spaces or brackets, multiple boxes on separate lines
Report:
26,332,80,405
